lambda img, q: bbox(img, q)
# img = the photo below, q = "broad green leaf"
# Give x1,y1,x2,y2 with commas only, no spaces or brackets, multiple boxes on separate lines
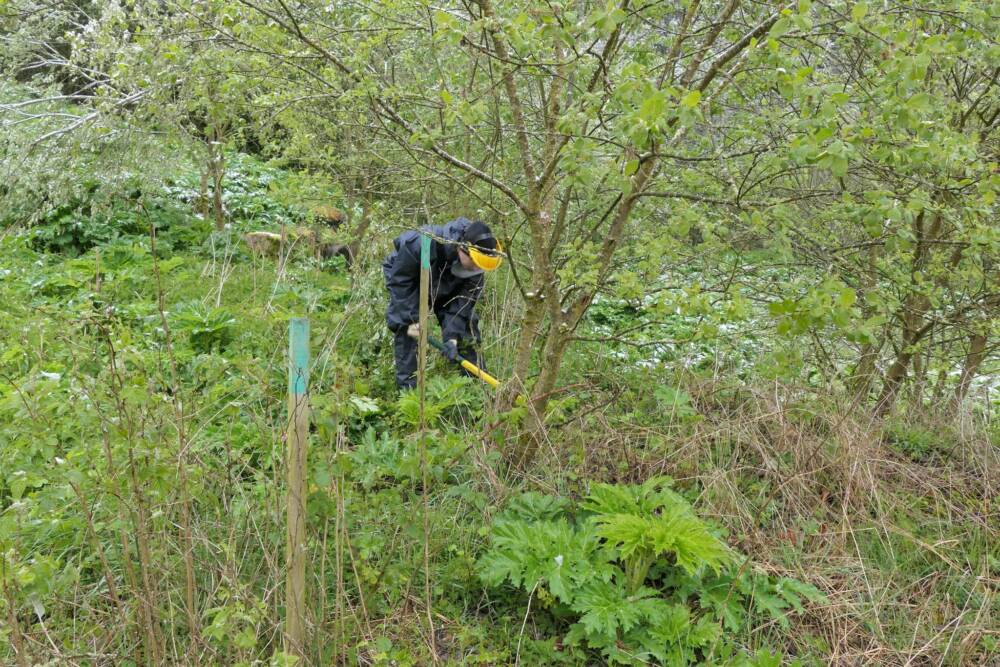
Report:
638,91,667,124
680,90,701,109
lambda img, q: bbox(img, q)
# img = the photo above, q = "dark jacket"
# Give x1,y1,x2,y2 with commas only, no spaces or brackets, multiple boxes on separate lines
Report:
382,218,485,341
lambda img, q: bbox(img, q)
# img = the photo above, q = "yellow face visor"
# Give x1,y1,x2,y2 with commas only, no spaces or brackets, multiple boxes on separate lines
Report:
468,239,503,272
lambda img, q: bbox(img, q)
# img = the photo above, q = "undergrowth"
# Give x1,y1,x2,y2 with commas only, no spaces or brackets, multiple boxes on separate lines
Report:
1,153,996,666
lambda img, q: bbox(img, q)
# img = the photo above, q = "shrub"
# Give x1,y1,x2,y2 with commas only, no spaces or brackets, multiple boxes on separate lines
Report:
172,302,238,353
477,478,824,665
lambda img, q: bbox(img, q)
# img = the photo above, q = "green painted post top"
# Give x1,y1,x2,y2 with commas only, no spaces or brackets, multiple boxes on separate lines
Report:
288,318,310,396
420,234,431,270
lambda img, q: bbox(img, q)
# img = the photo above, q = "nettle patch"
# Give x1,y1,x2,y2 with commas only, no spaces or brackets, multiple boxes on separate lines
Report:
478,478,824,665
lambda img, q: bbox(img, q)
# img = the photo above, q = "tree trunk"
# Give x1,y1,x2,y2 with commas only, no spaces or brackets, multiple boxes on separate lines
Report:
510,205,552,389
198,169,210,219
533,324,570,409
953,332,987,408
513,322,569,467
875,297,930,418
874,302,930,418
909,345,926,409
932,366,949,403
875,353,912,417
347,190,373,262
875,212,939,417
849,339,882,400
209,126,226,231
510,292,545,390
3,577,29,667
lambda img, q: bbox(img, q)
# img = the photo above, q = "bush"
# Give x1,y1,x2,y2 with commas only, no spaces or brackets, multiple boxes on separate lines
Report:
172,302,238,353
28,175,203,256
478,478,824,665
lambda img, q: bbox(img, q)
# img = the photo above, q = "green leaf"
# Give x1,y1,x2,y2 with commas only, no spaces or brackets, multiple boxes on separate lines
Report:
687,615,721,647
313,466,331,488
653,386,696,419
587,481,732,575
348,395,380,415
829,154,848,177
0,345,23,365
852,2,868,22
907,92,932,112
680,90,701,109
647,602,692,642
776,577,827,611
769,16,791,38
235,627,257,650
751,649,784,667
836,288,857,308
506,492,570,521
9,476,27,500
754,590,791,627
571,580,647,639
638,91,667,124
476,517,611,604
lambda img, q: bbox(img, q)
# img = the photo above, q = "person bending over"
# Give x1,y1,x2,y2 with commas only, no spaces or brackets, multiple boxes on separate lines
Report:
382,218,502,390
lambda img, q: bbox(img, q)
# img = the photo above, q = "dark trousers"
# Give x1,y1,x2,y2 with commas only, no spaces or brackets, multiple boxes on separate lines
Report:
393,312,482,390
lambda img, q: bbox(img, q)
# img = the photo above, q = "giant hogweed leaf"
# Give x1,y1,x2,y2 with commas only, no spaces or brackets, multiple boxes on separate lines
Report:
630,603,694,666
664,514,732,575
584,478,731,575
396,375,477,426
592,511,732,575
477,519,540,589
476,519,612,604
570,581,670,640
775,576,827,613
686,614,722,648
753,589,792,628
583,477,686,517
698,576,747,632
582,481,642,515
629,611,721,666
566,583,685,665
476,541,526,588
505,491,570,522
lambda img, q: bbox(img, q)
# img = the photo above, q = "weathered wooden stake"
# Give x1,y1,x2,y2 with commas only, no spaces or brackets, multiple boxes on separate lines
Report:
285,317,310,659
418,234,438,660
418,234,430,414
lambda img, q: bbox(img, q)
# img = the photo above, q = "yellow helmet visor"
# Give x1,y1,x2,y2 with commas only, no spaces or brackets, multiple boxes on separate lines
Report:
468,240,503,272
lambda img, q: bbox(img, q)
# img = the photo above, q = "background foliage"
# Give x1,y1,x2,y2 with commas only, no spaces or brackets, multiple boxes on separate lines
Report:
1,0,997,665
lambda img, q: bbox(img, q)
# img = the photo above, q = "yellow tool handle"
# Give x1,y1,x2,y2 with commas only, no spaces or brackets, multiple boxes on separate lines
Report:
460,359,500,389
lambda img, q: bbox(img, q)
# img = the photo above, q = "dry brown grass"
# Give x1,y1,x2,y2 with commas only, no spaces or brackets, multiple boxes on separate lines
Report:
532,379,999,665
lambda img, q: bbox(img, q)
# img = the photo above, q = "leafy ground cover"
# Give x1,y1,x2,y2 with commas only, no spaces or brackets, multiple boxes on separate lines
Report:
1,155,997,666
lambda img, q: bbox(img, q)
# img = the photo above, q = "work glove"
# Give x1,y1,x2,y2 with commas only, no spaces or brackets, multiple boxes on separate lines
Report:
406,322,420,339
443,339,460,362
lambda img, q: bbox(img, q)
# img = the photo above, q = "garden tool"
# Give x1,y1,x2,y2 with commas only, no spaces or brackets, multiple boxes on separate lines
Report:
427,335,501,389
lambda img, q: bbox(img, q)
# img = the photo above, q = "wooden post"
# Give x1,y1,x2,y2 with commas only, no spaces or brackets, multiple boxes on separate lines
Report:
418,235,430,407
285,317,310,659
418,234,437,660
